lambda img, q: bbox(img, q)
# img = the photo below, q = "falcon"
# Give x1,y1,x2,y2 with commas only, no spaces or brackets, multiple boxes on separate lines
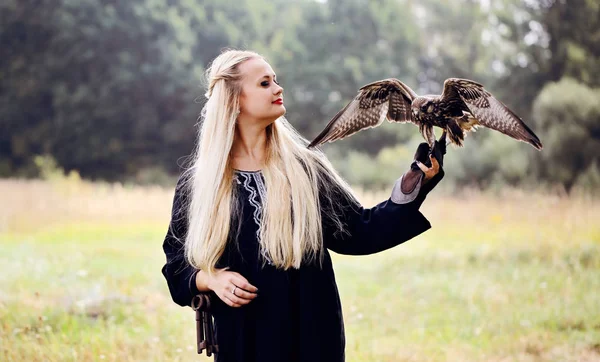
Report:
307,78,543,151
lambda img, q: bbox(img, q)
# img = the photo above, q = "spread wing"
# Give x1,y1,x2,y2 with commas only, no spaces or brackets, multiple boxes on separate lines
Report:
441,78,543,150
308,78,418,148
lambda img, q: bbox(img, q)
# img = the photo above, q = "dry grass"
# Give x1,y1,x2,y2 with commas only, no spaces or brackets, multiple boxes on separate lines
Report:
0,178,172,233
2,177,597,236
1,177,599,361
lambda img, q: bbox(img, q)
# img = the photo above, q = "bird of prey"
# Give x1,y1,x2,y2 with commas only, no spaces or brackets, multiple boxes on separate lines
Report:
307,78,543,151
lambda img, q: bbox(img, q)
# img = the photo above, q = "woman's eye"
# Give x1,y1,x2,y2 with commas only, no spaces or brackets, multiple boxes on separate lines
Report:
261,79,280,87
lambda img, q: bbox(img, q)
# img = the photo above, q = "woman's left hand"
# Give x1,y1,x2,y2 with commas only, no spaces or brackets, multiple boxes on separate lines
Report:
391,134,446,205
416,154,440,184
416,135,446,185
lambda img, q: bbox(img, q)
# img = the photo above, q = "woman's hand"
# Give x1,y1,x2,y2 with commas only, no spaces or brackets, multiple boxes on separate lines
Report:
416,133,446,185
416,154,440,184
206,268,259,308
390,134,446,205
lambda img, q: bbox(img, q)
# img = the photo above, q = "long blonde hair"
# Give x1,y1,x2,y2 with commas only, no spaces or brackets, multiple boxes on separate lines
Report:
183,49,356,274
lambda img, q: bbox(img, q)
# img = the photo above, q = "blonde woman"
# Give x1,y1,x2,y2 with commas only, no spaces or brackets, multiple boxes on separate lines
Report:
161,49,445,362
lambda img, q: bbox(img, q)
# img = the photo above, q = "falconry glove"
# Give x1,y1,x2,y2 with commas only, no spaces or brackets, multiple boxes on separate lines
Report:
391,137,446,207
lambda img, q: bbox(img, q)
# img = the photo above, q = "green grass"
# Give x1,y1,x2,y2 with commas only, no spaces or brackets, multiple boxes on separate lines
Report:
336,238,600,361
1,195,600,361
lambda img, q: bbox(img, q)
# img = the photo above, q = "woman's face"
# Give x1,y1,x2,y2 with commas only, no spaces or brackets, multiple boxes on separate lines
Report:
237,57,285,127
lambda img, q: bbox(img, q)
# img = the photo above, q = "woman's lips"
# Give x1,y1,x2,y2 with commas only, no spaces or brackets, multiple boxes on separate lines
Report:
273,99,283,105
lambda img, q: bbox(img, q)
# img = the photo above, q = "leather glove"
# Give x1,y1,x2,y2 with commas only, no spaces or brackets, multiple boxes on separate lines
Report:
391,134,446,207
417,135,446,190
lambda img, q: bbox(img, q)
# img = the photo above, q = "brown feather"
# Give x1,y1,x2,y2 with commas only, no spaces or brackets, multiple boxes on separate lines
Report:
441,78,543,150
308,79,417,148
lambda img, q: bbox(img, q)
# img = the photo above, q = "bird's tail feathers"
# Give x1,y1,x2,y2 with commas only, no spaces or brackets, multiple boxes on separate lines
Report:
446,120,465,147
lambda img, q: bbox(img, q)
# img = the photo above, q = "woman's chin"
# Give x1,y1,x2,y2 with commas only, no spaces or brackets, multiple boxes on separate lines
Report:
272,107,286,119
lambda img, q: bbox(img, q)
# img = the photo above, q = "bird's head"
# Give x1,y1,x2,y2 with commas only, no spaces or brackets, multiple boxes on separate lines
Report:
412,97,434,118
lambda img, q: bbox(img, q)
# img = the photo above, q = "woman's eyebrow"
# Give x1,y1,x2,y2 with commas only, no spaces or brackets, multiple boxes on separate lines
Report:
260,74,277,80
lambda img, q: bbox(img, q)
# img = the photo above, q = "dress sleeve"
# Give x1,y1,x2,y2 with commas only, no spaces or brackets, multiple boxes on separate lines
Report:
160,173,201,307
321,174,434,256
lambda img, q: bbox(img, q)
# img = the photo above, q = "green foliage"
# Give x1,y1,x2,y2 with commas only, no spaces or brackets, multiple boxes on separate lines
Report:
0,0,200,180
128,166,177,186
0,0,598,191
443,131,538,189
33,155,64,181
31,154,86,197
330,135,431,190
533,78,600,191
574,162,600,193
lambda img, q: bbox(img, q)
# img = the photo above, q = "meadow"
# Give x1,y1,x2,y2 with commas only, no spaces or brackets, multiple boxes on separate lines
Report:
1,176,599,362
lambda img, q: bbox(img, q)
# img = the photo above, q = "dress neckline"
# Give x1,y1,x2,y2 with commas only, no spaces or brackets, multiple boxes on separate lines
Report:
234,169,262,174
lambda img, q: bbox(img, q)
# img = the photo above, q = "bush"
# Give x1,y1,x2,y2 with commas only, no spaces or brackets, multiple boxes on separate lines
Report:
533,78,600,191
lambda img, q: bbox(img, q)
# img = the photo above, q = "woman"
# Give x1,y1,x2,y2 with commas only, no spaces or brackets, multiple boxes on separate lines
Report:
161,49,445,362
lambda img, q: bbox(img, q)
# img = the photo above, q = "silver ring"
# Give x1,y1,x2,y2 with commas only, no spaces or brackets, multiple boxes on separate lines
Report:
232,286,237,295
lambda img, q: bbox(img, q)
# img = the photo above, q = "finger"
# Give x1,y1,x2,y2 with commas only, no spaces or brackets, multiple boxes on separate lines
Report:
220,293,242,307
223,294,244,307
416,161,429,173
227,279,257,301
429,155,440,173
227,292,251,306
234,288,258,300
232,274,259,293
229,282,256,300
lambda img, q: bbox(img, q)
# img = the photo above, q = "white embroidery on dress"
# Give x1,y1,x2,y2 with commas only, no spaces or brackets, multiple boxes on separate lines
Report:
251,173,272,264
253,172,267,202
237,171,273,264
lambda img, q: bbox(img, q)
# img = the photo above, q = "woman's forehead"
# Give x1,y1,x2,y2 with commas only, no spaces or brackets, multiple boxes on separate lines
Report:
240,58,276,80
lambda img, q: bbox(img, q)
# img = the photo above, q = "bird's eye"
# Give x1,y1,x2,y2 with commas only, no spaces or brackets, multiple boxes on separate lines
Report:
420,104,428,112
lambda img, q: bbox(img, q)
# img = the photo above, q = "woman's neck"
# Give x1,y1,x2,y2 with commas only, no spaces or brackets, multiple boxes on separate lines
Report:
230,124,268,171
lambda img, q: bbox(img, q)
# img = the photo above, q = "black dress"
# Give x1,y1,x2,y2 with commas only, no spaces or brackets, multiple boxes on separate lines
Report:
161,169,433,362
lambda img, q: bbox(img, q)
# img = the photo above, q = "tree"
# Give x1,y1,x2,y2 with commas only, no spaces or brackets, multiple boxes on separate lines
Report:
0,0,202,179
532,78,600,191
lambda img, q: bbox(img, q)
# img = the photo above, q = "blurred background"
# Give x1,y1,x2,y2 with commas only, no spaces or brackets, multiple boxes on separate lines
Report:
1,0,599,361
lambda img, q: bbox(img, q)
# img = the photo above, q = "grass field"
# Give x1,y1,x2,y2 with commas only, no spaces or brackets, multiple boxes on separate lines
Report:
1,178,599,361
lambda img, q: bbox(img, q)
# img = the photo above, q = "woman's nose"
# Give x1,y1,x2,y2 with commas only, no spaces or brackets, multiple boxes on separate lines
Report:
274,84,283,95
